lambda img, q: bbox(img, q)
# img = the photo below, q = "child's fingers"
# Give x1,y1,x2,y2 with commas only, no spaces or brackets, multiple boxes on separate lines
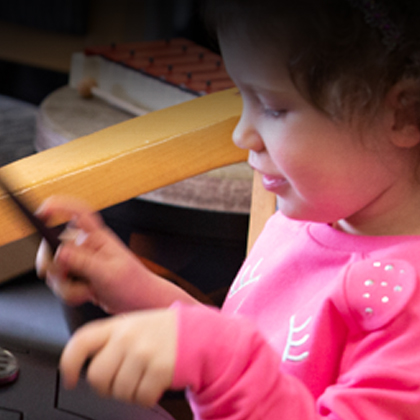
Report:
35,238,53,278
36,195,104,232
37,226,98,280
133,312,177,407
61,311,177,406
134,363,170,407
46,271,95,306
111,353,146,403
85,340,126,397
94,314,175,406
60,319,111,389
36,240,92,306
68,225,121,253
49,244,100,304
55,237,102,279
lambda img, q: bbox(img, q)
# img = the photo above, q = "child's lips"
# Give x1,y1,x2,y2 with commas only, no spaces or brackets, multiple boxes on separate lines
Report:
262,174,288,192
248,162,288,192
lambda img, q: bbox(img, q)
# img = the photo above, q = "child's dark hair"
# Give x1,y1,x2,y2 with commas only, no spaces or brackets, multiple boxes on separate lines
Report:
203,0,420,125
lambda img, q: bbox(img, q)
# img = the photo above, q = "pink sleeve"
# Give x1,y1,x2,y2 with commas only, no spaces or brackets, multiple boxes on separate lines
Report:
170,303,320,420
169,257,420,419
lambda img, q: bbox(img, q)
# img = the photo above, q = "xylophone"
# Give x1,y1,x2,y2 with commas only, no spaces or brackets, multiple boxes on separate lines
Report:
36,37,252,214
70,37,236,115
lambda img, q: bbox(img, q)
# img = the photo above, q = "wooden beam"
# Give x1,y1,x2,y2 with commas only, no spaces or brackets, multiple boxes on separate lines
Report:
246,171,277,254
0,88,245,247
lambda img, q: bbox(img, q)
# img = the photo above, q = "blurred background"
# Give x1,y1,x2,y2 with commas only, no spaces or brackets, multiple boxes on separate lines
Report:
0,0,211,104
0,4,249,418
0,0,248,300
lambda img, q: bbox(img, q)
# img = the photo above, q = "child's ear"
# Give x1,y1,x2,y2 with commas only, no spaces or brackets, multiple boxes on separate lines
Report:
386,79,420,148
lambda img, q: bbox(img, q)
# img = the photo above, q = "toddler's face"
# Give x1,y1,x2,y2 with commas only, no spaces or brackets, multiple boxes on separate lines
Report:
220,32,404,228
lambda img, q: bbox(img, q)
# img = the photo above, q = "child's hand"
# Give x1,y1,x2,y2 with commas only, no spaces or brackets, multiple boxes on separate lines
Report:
60,309,177,407
35,196,154,313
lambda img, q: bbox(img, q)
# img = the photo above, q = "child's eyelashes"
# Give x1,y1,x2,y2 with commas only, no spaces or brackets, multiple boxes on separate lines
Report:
261,107,287,118
238,90,288,118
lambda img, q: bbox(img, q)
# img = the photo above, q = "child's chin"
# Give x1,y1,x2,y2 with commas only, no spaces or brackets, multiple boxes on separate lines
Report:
277,203,326,223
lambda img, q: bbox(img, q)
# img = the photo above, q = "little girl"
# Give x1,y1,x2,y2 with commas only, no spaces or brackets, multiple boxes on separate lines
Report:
37,0,420,418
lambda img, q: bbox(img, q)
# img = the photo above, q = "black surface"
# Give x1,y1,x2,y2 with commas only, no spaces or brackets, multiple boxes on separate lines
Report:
0,0,90,35
0,60,68,105
0,272,174,420
102,199,248,295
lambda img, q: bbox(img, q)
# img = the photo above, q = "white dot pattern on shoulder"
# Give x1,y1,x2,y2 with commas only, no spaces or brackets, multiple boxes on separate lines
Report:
345,259,416,331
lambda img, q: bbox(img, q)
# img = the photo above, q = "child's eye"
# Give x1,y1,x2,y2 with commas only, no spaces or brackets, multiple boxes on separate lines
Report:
262,107,287,118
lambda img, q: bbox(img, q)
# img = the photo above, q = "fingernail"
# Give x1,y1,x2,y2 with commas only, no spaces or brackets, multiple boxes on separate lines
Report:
59,228,88,246
34,203,46,216
54,245,66,263
75,230,89,246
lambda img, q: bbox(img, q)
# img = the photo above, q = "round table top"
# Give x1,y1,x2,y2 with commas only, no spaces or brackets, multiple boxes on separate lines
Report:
35,86,253,214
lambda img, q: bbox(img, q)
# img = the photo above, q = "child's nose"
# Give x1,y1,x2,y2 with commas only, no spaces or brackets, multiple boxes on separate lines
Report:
232,114,264,152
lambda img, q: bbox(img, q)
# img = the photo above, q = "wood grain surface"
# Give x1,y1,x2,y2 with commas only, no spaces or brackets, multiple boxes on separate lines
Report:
0,88,246,247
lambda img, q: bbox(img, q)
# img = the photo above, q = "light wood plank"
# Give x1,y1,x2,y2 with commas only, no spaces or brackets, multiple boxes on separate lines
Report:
0,88,245,247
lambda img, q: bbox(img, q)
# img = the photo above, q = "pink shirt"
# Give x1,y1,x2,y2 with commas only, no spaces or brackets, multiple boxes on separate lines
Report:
172,212,420,419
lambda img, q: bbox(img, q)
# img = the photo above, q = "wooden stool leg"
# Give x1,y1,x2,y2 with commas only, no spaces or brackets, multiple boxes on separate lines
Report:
247,171,277,254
